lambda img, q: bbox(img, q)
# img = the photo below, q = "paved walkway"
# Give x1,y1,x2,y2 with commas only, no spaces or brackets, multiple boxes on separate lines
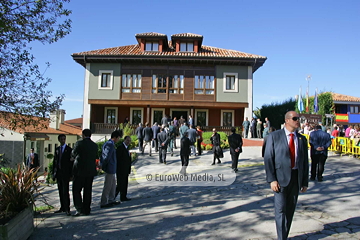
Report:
31,139,360,239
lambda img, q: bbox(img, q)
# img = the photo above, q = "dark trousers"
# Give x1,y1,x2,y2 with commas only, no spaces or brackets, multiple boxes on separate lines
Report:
159,147,167,163
153,139,158,152
115,174,129,200
212,154,221,164
196,139,202,155
311,154,327,180
244,128,249,138
230,151,240,170
251,128,256,138
138,138,143,152
72,175,94,214
180,155,189,174
56,173,70,212
274,169,299,240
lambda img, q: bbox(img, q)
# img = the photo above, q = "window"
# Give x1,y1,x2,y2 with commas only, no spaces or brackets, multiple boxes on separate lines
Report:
195,109,209,126
169,75,184,94
223,72,238,92
130,108,143,125
180,42,194,52
221,110,234,127
194,75,214,94
98,70,113,89
350,105,360,114
122,74,142,93
151,108,165,125
48,144,52,153
152,75,167,93
145,41,159,51
104,107,118,124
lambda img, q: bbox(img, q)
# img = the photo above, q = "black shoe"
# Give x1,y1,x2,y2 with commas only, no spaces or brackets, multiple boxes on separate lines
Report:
310,177,316,181
54,209,64,213
159,161,163,163
217,160,221,164
211,163,215,165
111,201,121,205
149,154,152,156
318,178,323,182
65,211,71,216
72,211,81,217
233,169,238,173
100,203,113,208
121,198,131,201
171,153,173,156
164,161,166,164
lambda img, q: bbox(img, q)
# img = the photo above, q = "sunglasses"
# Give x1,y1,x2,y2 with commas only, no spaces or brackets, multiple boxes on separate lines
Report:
291,117,300,121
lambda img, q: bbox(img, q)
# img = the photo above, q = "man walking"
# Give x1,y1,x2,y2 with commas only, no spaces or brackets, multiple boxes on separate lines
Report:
264,111,308,239
250,118,256,138
228,127,243,173
157,127,169,164
151,122,160,153
116,136,132,201
26,148,39,170
187,125,197,156
135,123,144,153
309,125,331,182
242,117,250,138
180,131,191,175
142,122,153,156
53,134,73,216
100,130,122,208
72,129,98,216
210,128,223,165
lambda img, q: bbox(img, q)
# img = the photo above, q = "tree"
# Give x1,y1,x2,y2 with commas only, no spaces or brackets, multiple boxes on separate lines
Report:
0,0,72,130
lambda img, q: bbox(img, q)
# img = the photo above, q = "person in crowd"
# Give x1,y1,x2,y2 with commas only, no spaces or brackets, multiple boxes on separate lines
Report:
116,136,132,201
345,125,352,138
227,127,243,173
262,127,276,158
161,114,168,126
242,117,250,138
72,129,98,216
180,122,189,139
250,118,256,138
196,126,203,156
100,130,122,208
151,122,160,153
178,116,185,128
331,126,339,138
180,131,191,175
264,111,308,239
26,148,39,170
53,134,74,216
187,125,198,156
303,122,310,135
173,117,179,149
123,117,129,124
167,121,176,156
310,125,331,182
263,123,269,138
210,128,223,165
142,122,153,156
265,117,271,129
157,127,170,164
188,115,194,127
135,123,144,153
256,118,263,139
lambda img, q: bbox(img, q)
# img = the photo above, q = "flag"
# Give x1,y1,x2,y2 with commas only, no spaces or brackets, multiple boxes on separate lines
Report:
297,87,304,112
314,89,319,113
305,87,309,113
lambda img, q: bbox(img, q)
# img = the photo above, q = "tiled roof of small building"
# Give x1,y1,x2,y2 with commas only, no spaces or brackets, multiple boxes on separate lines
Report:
65,117,83,124
72,42,266,59
331,93,360,102
171,33,203,38
135,32,166,37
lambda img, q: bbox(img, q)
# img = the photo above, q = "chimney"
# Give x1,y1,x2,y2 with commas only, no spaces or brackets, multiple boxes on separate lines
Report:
49,109,65,130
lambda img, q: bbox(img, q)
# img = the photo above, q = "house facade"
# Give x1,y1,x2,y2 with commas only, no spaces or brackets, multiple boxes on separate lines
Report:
332,93,360,125
72,32,267,134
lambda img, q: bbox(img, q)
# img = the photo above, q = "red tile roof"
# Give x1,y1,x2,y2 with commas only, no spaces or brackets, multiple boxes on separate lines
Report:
331,93,360,102
65,118,83,124
72,43,266,59
135,32,167,37
171,33,203,38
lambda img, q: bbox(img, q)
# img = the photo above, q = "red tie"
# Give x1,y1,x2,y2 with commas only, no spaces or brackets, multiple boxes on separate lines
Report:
289,133,295,168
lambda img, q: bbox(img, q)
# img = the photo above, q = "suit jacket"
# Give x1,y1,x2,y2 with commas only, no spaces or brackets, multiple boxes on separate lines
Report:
264,128,309,189
72,138,98,177
27,152,39,169
157,131,169,149
151,125,160,139
228,133,243,154
180,136,191,156
310,130,331,157
179,125,189,137
135,126,144,139
116,143,131,175
187,128,197,144
100,139,117,174
53,145,73,179
143,127,153,142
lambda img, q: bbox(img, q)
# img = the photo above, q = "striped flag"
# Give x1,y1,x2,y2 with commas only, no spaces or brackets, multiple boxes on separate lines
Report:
314,89,319,113
298,87,304,112
305,87,309,113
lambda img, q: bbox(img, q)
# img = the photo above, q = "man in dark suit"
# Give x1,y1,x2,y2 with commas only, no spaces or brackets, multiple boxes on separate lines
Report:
135,123,144,153
210,128,222,165
309,125,331,182
116,136,132,201
157,127,169,164
187,125,198,156
71,129,98,216
26,148,39,170
151,122,160,152
142,122,153,156
52,134,73,216
228,127,243,173
264,111,309,239
180,131,191,175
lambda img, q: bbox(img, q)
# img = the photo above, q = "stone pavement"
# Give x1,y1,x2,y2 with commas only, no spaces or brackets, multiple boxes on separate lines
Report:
30,138,360,239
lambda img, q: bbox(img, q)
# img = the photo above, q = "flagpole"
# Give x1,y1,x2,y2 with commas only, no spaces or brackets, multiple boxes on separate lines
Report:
306,75,311,113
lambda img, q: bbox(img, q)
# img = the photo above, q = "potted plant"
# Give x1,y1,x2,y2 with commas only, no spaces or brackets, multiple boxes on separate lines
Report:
0,164,41,240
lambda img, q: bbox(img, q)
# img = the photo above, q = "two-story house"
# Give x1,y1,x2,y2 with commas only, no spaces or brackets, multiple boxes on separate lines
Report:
72,32,267,135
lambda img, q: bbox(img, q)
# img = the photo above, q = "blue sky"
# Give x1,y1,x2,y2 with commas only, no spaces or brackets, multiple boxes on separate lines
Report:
30,0,360,120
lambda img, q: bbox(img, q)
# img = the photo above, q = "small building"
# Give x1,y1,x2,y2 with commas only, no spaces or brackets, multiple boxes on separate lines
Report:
332,93,360,125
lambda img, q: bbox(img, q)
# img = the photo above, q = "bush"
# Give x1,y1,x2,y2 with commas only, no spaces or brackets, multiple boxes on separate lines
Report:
205,145,213,150
46,161,56,184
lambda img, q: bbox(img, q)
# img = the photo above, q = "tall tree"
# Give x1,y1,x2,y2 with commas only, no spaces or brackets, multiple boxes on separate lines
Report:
0,0,72,130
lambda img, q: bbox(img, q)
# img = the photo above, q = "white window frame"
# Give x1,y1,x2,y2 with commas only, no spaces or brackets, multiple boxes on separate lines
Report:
104,107,118,123
223,72,238,93
145,41,159,51
220,110,234,127
195,109,209,126
151,108,165,125
98,70,114,90
130,107,144,124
